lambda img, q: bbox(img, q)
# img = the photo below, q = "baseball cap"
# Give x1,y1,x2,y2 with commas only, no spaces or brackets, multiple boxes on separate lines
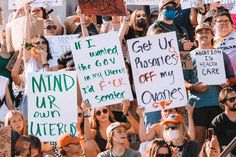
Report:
159,0,177,9
161,114,184,126
57,133,80,148
106,122,131,137
195,23,213,34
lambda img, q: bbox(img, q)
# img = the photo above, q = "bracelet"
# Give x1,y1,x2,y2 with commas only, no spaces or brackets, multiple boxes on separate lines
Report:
42,63,49,68
84,115,91,118
123,111,131,117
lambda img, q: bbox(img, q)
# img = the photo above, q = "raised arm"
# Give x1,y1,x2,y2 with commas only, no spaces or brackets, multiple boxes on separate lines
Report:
185,104,196,140
81,102,96,139
12,50,23,86
5,83,14,110
136,106,157,142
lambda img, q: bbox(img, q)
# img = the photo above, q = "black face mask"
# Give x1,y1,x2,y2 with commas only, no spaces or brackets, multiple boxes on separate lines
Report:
136,18,147,28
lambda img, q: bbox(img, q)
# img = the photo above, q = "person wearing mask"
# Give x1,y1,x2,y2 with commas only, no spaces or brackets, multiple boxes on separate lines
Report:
211,87,236,156
184,23,235,146
162,114,200,157
97,122,141,157
147,0,193,52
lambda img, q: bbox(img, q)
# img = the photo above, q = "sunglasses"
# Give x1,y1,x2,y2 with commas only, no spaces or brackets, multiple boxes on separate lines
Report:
158,154,171,157
44,25,57,30
226,97,236,103
35,41,47,45
96,108,108,116
78,112,83,118
136,13,147,18
164,125,178,131
163,6,176,10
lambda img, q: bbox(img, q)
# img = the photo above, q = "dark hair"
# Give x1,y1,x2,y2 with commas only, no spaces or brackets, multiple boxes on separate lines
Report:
29,135,41,154
148,139,172,157
215,11,234,25
35,35,52,60
218,87,236,110
41,7,48,19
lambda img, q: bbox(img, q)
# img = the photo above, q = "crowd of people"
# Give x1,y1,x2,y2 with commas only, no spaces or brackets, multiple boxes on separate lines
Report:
0,0,236,156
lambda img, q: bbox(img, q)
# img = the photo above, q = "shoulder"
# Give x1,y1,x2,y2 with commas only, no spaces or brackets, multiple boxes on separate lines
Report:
125,148,142,156
97,150,111,157
212,113,225,125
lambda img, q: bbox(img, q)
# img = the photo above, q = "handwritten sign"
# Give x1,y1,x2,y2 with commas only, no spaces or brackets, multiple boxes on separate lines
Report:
5,51,24,73
27,71,77,141
45,35,80,63
127,32,187,112
221,0,236,14
0,127,11,157
70,32,133,107
194,49,226,85
180,51,193,69
9,16,43,51
125,0,159,5
9,0,63,10
78,0,126,16
180,0,219,9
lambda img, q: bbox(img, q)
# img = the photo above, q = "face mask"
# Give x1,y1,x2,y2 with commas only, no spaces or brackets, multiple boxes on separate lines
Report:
167,129,179,141
136,18,147,28
163,9,176,20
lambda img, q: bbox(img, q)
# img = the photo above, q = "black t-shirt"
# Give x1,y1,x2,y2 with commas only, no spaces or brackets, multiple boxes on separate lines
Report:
73,23,98,36
57,51,74,68
211,112,236,154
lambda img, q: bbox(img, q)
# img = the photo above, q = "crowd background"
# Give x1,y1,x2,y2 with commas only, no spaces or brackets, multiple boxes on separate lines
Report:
0,0,236,157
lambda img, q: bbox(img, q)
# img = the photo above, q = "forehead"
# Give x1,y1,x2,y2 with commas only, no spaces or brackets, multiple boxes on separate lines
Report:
136,10,145,14
113,126,126,131
197,28,212,33
96,106,108,110
226,91,236,97
216,15,230,20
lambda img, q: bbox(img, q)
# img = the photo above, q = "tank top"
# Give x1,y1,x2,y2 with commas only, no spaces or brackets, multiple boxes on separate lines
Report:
95,128,107,152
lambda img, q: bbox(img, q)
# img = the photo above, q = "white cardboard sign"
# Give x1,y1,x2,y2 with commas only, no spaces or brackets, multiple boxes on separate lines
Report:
27,71,77,142
70,32,133,107
125,0,160,5
127,32,187,112
194,49,226,85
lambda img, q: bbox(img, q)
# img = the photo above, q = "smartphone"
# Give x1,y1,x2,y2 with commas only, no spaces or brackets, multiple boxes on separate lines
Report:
206,128,215,141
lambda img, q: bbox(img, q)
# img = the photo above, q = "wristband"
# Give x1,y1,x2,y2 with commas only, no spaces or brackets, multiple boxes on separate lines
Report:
42,63,49,68
84,115,91,118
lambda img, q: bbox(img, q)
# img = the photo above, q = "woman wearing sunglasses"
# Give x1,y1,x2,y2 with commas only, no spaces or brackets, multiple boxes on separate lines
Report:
162,114,200,157
82,100,138,154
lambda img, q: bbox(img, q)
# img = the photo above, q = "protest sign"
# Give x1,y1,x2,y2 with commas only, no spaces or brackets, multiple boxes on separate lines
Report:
5,51,24,74
180,51,193,69
78,0,126,16
10,16,43,51
194,49,226,85
9,0,63,10
0,127,11,157
221,0,236,14
45,34,80,63
125,0,159,5
70,32,133,107
127,32,187,112
27,71,77,141
180,0,219,9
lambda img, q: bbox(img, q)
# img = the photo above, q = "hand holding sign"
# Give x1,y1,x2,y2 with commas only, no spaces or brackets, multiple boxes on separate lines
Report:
192,82,208,93
136,106,145,118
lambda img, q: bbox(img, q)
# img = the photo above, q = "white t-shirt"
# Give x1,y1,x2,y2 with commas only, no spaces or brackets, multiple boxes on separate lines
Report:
0,76,9,121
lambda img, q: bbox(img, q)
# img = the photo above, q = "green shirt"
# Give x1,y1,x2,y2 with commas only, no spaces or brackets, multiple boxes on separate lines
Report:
0,51,14,79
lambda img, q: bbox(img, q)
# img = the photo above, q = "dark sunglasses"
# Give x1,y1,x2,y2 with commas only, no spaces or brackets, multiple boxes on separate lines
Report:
158,154,171,157
96,109,108,116
35,41,47,45
78,112,83,117
44,25,57,30
164,125,178,131
226,97,236,103
163,6,176,10
136,13,147,18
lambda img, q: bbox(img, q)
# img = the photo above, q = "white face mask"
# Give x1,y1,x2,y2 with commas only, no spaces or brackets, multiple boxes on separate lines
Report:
167,129,179,141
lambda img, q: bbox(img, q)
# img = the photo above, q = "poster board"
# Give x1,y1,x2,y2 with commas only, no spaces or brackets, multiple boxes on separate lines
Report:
5,51,24,74
9,0,63,10
78,0,126,16
27,71,77,141
0,126,11,157
125,0,159,5
221,0,236,14
194,49,226,85
127,32,187,112
70,32,133,107
45,34,80,63
9,16,43,51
